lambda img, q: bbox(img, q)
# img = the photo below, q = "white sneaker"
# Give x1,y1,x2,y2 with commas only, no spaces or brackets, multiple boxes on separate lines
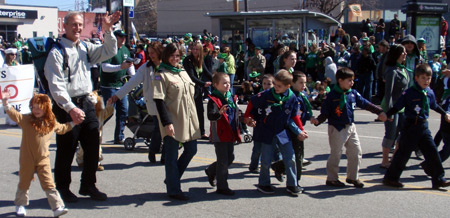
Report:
53,206,68,217
16,206,26,217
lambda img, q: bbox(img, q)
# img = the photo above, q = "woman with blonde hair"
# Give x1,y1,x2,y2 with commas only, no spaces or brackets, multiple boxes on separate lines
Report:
183,42,212,139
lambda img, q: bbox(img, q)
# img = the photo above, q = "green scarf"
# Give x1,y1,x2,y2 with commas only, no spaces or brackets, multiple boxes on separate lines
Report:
288,67,294,74
300,92,313,116
396,62,409,80
160,62,181,73
212,89,235,109
405,55,414,73
269,87,293,108
195,65,203,78
333,85,352,110
412,83,430,115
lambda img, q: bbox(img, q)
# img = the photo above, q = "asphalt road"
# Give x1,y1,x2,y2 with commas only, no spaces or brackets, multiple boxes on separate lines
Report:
0,105,449,218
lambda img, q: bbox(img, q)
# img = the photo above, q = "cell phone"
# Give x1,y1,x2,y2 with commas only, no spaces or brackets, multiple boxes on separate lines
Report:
126,57,134,63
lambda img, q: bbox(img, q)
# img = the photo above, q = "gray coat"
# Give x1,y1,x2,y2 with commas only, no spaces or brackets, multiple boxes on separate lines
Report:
116,62,158,116
383,65,409,111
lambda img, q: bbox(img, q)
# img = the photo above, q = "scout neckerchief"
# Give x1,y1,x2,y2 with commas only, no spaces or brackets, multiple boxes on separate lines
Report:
412,82,430,116
288,67,294,74
295,89,313,116
269,87,293,108
212,89,235,109
333,85,351,110
160,62,181,73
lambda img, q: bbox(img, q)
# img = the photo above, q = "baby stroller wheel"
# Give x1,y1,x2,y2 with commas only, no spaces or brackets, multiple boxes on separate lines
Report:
124,138,136,150
244,134,252,143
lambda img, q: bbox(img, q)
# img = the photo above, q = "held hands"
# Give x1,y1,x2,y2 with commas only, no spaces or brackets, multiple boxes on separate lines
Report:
102,11,121,32
69,107,85,125
297,131,308,141
378,112,387,122
165,124,175,137
0,88,10,106
205,81,212,88
107,95,118,106
244,117,256,127
310,117,319,125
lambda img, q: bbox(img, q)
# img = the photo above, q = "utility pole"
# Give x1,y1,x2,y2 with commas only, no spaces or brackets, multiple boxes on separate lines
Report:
106,0,111,14
244,0,248,12
122,5,130,45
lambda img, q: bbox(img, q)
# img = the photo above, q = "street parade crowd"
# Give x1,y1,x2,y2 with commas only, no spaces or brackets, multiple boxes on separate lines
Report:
1,11,450,217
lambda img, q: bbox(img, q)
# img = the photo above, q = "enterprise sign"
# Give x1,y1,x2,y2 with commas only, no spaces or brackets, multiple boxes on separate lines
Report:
0,8,38,19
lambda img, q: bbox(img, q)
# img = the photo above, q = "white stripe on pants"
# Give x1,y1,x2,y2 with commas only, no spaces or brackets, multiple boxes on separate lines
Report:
326,123,362,181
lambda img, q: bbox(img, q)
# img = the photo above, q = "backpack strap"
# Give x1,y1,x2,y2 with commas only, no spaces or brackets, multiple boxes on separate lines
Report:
53,42,71,83
80,40,90,63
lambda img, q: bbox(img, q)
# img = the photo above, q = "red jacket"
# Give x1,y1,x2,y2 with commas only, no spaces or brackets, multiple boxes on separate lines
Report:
208,94,241,143
134,50,147,69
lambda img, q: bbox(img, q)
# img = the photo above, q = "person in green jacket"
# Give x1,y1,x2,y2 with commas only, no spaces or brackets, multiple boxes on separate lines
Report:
224,46,236,94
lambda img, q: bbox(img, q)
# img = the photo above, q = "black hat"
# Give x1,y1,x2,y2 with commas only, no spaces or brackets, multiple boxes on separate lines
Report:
113,30,127,37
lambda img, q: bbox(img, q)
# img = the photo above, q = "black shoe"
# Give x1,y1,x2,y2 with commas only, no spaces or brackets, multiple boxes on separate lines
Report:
248,168,259,174
169,193,189,201
326,180,346,187
204,169,216,187
346,178,364,188
257,185,274,194
297,185,305,193
382,179,404,188
201,134,209,140
274,171,284,182
432,180,450,189
58,188,78,203
148,151,156,163
216,188,235,196
420,162,431,177
114,139,124,144
79,186,107,201
286,186,301,196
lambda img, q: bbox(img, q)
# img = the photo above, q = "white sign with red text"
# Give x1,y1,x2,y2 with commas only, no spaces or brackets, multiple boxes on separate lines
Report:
0,65,35,118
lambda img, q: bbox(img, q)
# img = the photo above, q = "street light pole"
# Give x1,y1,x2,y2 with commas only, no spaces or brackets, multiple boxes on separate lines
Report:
106,0,111,14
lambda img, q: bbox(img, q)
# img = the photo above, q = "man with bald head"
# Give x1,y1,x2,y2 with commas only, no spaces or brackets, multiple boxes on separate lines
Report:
44,11,121,202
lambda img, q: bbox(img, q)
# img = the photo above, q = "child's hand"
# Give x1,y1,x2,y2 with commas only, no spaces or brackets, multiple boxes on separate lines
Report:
165,124,175,137
219,104,228,114
310,117,319,125
297,131,308,141
445,114,450,123
0,88,10,106
378,112,387,122
108,95,119,105
244,117,256,127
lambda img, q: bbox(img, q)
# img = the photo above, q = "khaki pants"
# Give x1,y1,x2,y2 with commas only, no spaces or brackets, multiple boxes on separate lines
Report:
15,188,64,210
326,124,362,181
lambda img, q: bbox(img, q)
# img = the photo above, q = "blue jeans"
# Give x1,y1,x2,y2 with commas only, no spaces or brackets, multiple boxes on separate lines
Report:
382,113,404,148
101,87,128,141
259,138,297,187
249,141,282,171
163,136,197,195
357,73,373,102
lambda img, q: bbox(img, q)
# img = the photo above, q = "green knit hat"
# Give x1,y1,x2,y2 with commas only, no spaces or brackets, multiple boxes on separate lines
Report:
249,71,261,78
218,53,227,59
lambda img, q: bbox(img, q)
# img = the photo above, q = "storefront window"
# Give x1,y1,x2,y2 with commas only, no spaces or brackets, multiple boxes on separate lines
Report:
274,19,302,51
247,19,273,49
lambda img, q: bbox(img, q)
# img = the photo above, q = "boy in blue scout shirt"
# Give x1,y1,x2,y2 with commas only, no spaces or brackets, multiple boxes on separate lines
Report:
383,64,450,189
246,70,308,196
311,68,387,188
270,71,313,191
